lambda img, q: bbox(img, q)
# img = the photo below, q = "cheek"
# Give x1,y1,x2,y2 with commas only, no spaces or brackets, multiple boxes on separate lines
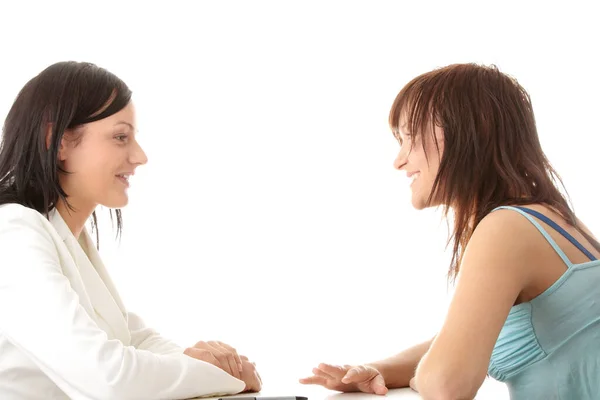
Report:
419,144,443,180
65,147,113,184
409,147,427,172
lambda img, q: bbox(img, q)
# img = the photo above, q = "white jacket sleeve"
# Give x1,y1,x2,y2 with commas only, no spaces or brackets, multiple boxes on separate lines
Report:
127,311,185,356
0,209,245,400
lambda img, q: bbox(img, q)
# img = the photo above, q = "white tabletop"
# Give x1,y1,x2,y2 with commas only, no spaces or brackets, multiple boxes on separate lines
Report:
201,378,509,399
202,386,420,400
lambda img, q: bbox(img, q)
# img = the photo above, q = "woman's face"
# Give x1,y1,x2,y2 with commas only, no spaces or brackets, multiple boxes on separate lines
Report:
58,101,148,211
393,119,445,210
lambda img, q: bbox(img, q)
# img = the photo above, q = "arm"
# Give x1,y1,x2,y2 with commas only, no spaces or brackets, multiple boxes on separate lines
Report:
299,337,435,395
127,311,185,356
128,310,248,381
367,336,435,388
413,210,534,399
0,208,245,400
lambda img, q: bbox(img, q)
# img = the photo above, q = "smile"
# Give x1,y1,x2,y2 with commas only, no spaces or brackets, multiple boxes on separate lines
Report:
409,172,420,186
116,174,130,187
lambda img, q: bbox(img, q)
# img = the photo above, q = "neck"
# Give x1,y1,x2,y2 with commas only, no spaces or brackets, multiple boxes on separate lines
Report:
55,199,95,239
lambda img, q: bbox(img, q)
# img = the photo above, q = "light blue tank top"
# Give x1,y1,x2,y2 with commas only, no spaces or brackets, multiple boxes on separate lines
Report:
488,206,600,399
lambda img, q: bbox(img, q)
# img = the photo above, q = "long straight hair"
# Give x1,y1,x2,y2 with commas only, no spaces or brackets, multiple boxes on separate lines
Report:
0,61,132,248
389,63,600,281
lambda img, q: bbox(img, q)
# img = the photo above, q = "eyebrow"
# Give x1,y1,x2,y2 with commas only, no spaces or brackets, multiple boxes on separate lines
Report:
115,121,135,130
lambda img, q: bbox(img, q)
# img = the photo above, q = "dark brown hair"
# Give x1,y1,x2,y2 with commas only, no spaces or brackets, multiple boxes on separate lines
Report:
389,63,600,281
0,61,131,248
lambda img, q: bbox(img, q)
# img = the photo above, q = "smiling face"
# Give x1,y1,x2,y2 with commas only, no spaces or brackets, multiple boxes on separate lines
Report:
58,101,148,211
393,119,445,210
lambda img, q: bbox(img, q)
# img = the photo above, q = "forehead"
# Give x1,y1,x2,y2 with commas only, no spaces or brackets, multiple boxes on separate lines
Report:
102,102,137,124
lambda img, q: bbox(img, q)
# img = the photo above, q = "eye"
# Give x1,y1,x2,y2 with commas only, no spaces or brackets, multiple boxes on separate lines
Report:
394,132,405,146
115,134,129,142
400,134,413,147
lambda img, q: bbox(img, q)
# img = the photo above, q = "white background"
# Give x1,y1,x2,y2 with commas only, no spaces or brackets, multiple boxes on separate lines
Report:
1,1,599,398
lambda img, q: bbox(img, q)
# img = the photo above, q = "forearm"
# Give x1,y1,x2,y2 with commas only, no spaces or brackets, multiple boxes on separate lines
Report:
366,337,434,388
127,312,184,356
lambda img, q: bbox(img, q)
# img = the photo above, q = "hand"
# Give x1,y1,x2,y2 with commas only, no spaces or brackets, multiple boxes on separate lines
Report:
299,363,388,395
183,340,243,380
239,355,262,393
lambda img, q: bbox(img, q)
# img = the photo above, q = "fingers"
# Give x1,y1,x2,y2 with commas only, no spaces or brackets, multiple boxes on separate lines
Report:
299,376,329,386
343,365,387,396
206,341,239,379
215,341,243,373
300,364,350,390
370,373,388,395
193,341,240,379
239,362,262,393
311,367,335,380
318,363,347,379
183,347,222,369
252,368,263,392
341,365,367,383
256,368,263,385
301,363,386,395
209,341,242,379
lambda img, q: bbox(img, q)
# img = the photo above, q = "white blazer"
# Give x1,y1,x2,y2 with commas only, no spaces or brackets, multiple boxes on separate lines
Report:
0,203,245,400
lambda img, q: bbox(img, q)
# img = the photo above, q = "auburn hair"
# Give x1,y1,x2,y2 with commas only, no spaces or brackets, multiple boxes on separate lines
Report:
389,63,600,281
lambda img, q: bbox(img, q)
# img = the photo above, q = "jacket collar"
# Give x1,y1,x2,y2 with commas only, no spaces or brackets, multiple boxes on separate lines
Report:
49,208,131,344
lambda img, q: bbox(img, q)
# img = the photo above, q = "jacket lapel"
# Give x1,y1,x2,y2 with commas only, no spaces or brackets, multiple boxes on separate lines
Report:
49,209,131,345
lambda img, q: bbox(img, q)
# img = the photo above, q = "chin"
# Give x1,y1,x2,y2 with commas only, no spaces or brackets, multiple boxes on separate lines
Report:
411,200,428,210
411,196,441,211
101,195,129,209
410,192,428,210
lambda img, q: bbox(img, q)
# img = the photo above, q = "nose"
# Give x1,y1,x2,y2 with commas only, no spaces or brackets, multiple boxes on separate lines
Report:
130,138,149,166
393,146,409,170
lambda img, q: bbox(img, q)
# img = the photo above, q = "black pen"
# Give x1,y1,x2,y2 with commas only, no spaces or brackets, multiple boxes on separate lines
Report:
218,397,308,400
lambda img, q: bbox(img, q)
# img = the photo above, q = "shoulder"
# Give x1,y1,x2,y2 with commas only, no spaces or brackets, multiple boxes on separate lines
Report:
0,203,54,244
471,206,545,252
0,203,46,223
0,204,63,280
461,206,542,283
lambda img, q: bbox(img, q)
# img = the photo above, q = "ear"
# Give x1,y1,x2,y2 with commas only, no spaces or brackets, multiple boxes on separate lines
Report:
57,138,68,161
45,123,53,151
46,124,69,161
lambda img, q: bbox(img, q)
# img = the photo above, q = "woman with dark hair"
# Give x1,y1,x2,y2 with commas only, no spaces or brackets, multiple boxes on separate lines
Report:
0,61,261,399
300,63,600,399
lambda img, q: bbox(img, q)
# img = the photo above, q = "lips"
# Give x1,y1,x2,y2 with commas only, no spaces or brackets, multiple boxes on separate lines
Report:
407,172,420,186
116,173,131,187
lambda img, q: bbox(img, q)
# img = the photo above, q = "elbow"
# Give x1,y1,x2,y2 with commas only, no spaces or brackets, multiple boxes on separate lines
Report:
417,381,478,400
419,387,477,400
414,369,480,400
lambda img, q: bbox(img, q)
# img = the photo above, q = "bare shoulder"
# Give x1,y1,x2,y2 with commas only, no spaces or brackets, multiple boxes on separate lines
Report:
468,207,544,262
458,207,550,291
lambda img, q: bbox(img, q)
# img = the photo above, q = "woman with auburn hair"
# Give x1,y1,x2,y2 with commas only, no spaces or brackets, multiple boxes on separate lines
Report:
301,63,600,399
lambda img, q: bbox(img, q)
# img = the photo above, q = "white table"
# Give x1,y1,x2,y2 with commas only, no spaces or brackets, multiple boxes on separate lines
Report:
203,386,420,399
202,378,508,399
